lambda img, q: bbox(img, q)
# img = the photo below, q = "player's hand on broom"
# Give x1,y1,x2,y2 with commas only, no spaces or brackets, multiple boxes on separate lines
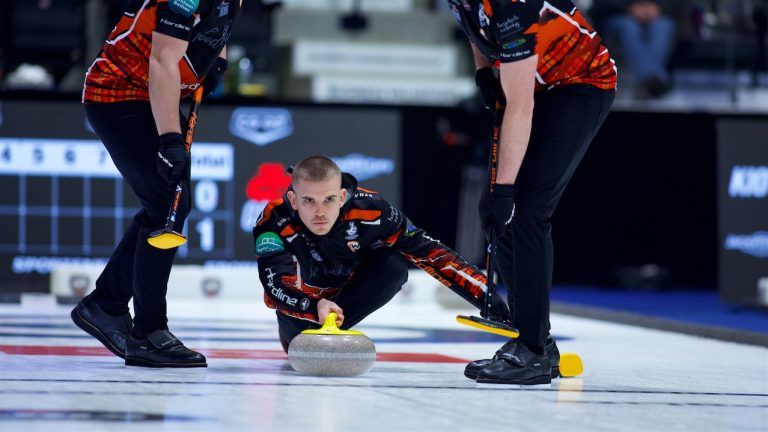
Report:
156,132,190,188
318,299,344,327
478,184,517,238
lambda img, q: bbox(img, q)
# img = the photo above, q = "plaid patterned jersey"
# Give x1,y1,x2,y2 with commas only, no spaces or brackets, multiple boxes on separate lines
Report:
447,0,617,91
83,0,239,103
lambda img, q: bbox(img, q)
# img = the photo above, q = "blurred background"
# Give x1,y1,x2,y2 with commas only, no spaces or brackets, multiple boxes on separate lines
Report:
0,0,766,337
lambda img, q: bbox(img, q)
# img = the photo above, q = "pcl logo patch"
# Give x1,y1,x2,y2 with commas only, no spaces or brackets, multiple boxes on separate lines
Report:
255,231,285,257
230,108,293,146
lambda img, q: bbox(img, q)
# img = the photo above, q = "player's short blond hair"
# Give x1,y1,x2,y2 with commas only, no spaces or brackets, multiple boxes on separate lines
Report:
292,156,341,184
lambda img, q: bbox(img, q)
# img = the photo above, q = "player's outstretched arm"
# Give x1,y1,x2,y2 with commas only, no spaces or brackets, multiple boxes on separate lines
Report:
379,203,487,310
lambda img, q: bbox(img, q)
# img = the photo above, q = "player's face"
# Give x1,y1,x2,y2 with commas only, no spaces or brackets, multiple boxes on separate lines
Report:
288,177,346,236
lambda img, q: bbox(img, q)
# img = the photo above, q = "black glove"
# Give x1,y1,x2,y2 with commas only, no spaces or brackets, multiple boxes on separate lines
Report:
202,57,228,99
156,132,189,188
475,67,504,111
478,183,517,237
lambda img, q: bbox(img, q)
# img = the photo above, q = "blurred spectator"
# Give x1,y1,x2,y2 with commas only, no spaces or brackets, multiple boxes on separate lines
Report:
594,1,676,98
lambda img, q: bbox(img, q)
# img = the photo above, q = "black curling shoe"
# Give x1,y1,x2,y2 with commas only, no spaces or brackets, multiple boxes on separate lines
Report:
475,342,552,385
125,329,207,368
71,296,132,359
464,337,560,380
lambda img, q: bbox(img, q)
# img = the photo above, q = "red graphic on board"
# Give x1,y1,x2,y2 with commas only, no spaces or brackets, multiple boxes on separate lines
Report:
246,163,291,201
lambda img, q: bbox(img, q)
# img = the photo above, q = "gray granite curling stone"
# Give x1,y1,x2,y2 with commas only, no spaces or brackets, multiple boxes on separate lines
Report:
287,312,376,377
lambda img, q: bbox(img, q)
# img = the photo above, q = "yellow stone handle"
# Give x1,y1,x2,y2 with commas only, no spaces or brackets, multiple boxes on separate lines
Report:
301,312,365,336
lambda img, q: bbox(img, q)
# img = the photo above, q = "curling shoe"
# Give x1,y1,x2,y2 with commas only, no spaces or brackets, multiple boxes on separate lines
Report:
475,342,551,385
464,337,560,380
71,295,131,359
125,329,207,368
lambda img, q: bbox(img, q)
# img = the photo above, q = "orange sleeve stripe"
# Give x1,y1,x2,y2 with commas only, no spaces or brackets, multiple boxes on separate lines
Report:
357,187,379,194
343,209,381,221
280,225,296,237
257,198,284,226
385,228,402,245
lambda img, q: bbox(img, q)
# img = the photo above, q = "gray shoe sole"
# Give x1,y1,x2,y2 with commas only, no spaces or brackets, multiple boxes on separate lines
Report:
125,356,207,368
476,374,552,385
465,365,560,380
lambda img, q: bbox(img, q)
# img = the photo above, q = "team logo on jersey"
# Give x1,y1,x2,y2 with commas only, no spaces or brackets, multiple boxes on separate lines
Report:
404,219,418,237
497,16,522,34
347,241,361,252
478,6,490,27
191,19,233,49
345,222,359,240
310,249,324,262
387,205,401,224
255,232,284,257
218,0,230,17
300,298,311,311
502,38,528,50
230,108,294,146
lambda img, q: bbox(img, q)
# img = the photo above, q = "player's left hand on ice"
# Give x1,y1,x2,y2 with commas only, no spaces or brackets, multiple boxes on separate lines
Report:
479,184,517,238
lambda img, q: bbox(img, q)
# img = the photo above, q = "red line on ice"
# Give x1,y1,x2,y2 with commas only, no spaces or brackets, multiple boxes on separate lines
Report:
0,345,468,363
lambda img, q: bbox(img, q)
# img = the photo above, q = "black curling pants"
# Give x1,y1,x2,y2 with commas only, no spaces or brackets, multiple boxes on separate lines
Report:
495,85,614,352
277,248,409,352
84,101,190,337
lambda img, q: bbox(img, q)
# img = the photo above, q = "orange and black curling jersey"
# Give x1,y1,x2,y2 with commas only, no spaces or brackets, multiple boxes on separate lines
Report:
252,173,488,323
447,0,617,91
83,0,240,103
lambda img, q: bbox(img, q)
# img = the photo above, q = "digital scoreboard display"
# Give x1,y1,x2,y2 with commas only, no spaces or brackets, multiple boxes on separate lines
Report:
0,100,400,291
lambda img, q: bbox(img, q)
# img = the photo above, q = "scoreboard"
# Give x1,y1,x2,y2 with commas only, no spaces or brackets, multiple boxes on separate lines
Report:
0,138,234,259
0,100,400,291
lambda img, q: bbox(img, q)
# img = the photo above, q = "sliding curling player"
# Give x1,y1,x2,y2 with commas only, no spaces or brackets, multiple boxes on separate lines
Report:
253,156,578,382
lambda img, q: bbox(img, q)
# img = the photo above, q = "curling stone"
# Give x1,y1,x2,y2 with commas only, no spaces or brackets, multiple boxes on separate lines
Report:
288,312,376,377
